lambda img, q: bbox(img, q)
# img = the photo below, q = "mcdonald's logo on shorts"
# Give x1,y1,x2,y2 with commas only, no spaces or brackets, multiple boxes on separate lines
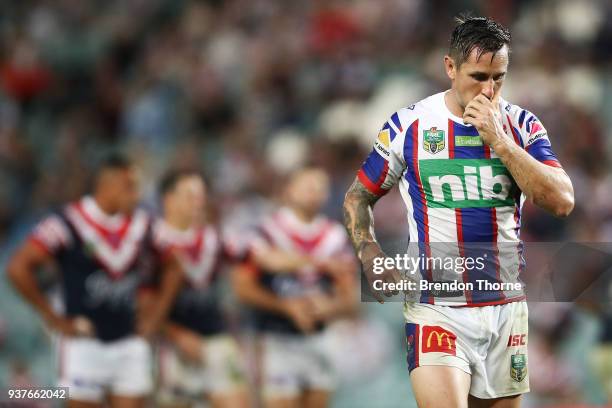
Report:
421,326,456,355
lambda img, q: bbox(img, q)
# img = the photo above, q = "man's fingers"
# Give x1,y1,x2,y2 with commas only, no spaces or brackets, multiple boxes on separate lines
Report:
390,268,403,283
491,92,501,107
387,269,402,295
382,276,393,297
463,107,482,125
380,271,397,296
465,100,481,111
73,316,95,337
474,94,493,105
466,98,485,110
372,289,385,304
464,103,480,112
463,116,477,127
464,103,482,116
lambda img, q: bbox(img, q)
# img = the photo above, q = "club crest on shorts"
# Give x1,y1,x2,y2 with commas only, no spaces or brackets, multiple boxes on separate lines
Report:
510,352,527,382
423,127,445,154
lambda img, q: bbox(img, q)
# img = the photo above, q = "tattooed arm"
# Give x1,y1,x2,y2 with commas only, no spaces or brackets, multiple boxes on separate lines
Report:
343,177,402,302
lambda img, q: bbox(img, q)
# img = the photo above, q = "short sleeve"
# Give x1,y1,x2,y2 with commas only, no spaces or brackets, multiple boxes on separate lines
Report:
357,111,408,195
29,214,72,256
516,111,562,168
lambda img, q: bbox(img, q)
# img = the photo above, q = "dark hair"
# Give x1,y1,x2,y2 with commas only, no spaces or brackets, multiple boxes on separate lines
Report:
95,153,132,175
449,14,511,67
159,168,204,196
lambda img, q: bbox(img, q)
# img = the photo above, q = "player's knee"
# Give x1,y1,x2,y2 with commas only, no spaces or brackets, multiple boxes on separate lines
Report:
410,366,471,408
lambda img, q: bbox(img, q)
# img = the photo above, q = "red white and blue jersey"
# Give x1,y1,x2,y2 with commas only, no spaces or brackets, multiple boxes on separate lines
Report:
358,91,562,306
249,207,353,334
151,219,226,336
29,196,153,342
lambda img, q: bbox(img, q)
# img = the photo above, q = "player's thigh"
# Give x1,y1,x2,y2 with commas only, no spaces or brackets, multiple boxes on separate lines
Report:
155,402,191,408
468,394,522,408
109,394,147,408
205,336,251,408
410,365,471,408
263,397,301,408
302,389,331,408
259,334,302,406
209,389,250,408
68,400,103,408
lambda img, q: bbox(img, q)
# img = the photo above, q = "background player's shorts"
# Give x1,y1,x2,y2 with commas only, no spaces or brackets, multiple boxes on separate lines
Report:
157,334,247,403
260,332,335,398
591,344,612,400
404,301,529,399
58,336,152,402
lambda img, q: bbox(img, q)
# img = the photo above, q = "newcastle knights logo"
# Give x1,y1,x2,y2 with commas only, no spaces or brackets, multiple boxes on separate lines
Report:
423,127,445,154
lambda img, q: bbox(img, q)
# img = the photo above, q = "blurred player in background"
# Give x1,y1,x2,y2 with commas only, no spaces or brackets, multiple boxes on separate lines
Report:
7,154,183,408
343,16,574,408
150,169,249,408
233,167,357,408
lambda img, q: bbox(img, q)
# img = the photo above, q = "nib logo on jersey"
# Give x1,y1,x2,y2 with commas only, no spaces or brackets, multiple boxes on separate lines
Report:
420,159,519,208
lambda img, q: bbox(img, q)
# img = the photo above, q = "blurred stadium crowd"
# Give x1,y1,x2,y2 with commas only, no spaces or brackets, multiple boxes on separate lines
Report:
1,0,612,407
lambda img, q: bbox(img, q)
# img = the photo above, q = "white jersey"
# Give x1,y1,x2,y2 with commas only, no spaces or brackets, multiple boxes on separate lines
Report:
358,91,561,306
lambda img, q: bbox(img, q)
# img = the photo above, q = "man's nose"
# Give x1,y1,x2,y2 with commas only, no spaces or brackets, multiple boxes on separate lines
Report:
481,79,495,100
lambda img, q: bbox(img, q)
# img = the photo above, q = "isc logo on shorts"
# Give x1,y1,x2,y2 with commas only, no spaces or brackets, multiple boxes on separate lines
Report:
421,326,456,355
507,334,526,347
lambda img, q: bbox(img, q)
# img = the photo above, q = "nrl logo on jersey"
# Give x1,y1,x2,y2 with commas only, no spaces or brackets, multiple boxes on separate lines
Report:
423,127,445,154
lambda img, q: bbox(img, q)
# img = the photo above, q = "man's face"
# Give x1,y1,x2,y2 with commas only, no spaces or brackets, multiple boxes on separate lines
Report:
287,169,330,217
103,167,140,214
165,175,206,226
445,45,509,109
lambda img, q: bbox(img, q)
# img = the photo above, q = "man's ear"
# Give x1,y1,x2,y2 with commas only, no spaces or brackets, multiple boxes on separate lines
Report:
444,55,456,81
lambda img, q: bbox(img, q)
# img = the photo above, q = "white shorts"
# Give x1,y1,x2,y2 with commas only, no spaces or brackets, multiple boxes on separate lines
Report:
58,336,152,402
260,332,335,398
404,301,529,399
157,334,247,402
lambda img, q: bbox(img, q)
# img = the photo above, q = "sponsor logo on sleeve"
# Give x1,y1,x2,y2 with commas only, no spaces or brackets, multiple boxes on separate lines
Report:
525,118,548,146
526,130,547,146
374,129,391,157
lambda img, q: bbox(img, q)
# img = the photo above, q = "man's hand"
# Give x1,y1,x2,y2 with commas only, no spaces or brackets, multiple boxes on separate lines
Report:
137,316,161,340
282,298,316,333
463,94,506,148
307,294,337,322
359,241,402,303
46,314,95,337
173,329,205,363
462,94,574,217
